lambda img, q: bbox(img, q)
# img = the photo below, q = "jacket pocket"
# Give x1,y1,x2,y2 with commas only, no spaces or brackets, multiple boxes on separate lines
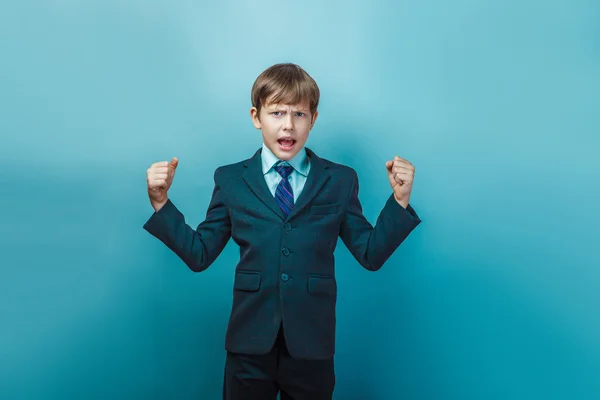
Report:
309,203,340,215
307,275,336,296
234,271,261,292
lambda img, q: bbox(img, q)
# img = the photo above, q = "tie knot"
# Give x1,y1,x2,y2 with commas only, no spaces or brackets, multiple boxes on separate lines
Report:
275,162,294,179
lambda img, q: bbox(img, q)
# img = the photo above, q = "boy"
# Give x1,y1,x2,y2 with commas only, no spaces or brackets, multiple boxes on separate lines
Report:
143,63,421,399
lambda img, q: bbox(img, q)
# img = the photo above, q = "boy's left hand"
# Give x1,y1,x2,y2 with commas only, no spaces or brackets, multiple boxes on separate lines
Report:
385,156,415,209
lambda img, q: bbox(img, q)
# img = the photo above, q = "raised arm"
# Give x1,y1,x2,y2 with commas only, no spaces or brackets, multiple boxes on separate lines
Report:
143,159,231,272
339,167,421,271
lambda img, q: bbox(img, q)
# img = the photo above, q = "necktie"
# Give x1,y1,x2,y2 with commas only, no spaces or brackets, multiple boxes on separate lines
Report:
274,162,294,217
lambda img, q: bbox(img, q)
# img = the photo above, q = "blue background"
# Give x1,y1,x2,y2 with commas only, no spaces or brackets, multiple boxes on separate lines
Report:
1,0,599,398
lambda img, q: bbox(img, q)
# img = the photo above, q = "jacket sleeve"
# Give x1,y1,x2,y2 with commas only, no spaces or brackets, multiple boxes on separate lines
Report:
143,167,231,272
338,169,421,271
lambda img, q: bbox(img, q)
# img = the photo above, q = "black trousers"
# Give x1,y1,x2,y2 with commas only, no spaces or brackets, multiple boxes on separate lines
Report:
223,325,335,400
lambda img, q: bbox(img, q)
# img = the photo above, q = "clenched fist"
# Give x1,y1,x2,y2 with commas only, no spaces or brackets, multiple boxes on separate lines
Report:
385,155,415,209
147,157,178,212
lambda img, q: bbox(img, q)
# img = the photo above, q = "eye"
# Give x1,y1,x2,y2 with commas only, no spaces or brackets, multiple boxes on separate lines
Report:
271,111,282,117
295,112,305,117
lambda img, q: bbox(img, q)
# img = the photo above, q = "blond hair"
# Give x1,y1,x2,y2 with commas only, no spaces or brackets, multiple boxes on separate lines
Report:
251,63,320,117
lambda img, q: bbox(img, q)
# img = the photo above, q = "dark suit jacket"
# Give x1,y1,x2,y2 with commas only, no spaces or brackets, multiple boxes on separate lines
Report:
143,146,421,360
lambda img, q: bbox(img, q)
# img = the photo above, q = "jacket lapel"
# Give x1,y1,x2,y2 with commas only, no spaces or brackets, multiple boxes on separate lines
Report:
286,147,331,221
242,148,285,220
241,147,331,221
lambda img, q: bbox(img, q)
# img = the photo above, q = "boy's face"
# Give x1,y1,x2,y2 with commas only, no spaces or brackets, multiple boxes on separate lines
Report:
250,100,318,161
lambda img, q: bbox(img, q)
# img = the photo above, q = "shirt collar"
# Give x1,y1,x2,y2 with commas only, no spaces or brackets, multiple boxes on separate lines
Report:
261,142,309,177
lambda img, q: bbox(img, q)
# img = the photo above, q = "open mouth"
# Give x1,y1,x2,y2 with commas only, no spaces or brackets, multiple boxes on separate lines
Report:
277,138,296,151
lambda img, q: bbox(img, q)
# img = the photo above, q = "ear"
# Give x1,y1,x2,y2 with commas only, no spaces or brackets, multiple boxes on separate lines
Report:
250,107,262,129
310,110,319,129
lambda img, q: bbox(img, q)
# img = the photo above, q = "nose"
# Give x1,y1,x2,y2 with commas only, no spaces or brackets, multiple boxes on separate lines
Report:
283,113,294,131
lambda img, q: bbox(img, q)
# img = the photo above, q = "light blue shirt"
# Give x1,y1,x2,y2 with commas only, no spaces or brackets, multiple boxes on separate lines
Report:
261,142,311,202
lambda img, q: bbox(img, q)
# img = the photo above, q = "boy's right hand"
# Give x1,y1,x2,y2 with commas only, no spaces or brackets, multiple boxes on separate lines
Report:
147,157,178,212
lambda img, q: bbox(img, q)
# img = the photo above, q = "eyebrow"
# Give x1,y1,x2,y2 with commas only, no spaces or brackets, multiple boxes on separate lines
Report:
268,107,309,112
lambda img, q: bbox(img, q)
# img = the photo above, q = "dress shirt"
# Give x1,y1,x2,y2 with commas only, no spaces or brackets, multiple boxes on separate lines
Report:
261,142,311,202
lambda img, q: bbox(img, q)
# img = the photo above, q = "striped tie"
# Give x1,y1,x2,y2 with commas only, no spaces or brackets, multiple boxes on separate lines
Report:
274,161,294,217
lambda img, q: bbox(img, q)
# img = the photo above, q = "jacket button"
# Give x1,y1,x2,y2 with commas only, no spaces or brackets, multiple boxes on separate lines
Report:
281,273,289,282
282,248,290,256
284,223,292,231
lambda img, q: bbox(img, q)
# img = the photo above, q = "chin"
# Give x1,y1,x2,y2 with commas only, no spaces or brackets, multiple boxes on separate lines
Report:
276,152,294,161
